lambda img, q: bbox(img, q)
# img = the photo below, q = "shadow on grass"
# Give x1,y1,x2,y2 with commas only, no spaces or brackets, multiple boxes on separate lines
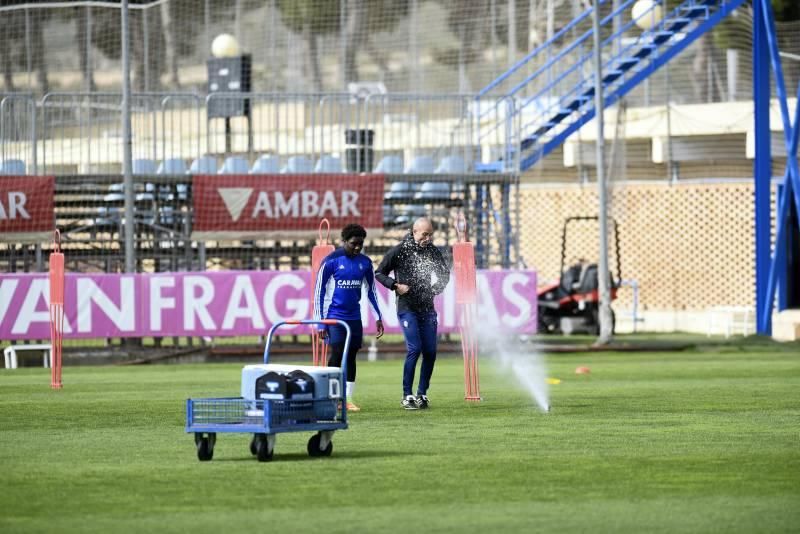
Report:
209,449,417,463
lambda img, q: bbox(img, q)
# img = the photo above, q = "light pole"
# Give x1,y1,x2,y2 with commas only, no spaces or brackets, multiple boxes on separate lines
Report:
592,0,613,344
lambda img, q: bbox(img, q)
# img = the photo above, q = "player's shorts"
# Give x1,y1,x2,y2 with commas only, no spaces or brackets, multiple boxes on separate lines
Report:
326,320,363,350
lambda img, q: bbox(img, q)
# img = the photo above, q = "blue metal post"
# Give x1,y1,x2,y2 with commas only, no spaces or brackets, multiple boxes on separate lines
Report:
776,184,788,311
502,183,511,268
753,0,772,334
475,185,485,268
757,0,800,333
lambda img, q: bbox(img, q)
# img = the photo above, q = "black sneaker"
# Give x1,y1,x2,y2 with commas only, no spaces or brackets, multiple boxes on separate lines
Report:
401,395,418,410
415,395,429,409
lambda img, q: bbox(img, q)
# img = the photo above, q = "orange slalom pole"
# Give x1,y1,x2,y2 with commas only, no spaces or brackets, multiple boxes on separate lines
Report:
460,303,480,401
310,219,335,366
49,230,65,389
453,212,481,401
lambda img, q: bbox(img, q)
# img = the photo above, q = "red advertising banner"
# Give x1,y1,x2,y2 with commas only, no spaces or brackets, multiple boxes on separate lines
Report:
0,175,54,242
192,174,385,239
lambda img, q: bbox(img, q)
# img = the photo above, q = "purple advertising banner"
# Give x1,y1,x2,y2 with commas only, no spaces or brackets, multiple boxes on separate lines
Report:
0,270,536,340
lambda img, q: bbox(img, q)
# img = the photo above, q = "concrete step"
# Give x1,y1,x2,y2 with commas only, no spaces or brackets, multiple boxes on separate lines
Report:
772,309,800,342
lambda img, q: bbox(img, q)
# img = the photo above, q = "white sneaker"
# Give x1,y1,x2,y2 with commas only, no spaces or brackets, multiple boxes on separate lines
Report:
401,395,418,410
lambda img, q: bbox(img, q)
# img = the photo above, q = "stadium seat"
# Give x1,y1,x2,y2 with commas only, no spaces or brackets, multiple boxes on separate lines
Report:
157,158,188,174
314,155,343,173
155,159,189,202
281,155,314,174
393,205,428,226
219,156,250,174
103,185,154,202
132,158,157,175
435,155,468,174
0,159,26,175
373,155,404,173
190,156,218,174
405,155,435,174
414,181,451,201
385,181,415,200
250,155,281,174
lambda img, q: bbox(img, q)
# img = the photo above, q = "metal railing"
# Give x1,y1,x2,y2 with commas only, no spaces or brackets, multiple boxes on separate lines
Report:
2,91,517,176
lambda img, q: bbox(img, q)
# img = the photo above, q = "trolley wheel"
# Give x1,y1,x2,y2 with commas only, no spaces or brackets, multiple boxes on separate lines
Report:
255,434,273,462
249,434,258,456
196,437,213,462
307,433,333,457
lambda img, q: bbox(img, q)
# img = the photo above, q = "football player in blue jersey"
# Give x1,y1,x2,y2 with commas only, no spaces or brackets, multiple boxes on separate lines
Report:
314,223,384,412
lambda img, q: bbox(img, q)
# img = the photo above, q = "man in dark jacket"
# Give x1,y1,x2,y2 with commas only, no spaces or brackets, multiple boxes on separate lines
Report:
376,217,450,410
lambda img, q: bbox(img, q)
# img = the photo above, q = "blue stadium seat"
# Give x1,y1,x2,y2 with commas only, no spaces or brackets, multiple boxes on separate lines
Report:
155,159,189,202
190,156,218,174
405,155,435,174
132,158,157,175
157,158,188,174
414,181,451,201
250,155,281,174
0,159,26,175
219,156,250,174
314,155,343,173
393,205,428,226
435,155,468,174
281,155,314,174
373,155,404,173
103,184,154,202
385,181,415,200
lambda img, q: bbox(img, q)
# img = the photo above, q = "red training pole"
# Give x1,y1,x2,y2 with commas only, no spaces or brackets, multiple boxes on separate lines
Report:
49,230,65,389
453,212,480,401
310,219,335,366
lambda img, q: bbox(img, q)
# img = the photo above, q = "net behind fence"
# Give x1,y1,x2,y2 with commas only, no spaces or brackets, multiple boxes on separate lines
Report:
1,1,798,101
1,0,794,343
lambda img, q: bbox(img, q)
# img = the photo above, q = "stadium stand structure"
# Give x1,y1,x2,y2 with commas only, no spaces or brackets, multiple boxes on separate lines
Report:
2,0,796,334
474,0,747,173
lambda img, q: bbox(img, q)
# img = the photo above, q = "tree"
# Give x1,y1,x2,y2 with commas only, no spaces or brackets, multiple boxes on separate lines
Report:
346,0,410,84
0,9,48,94
277,0,342,90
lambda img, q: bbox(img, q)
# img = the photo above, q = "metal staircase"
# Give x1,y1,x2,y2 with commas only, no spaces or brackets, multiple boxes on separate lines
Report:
474,0,746,172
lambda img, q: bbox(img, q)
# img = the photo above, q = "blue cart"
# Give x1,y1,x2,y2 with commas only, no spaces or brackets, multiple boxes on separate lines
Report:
185,319,351,462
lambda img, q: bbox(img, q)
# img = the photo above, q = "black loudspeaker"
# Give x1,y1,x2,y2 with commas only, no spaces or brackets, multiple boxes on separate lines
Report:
255,371,286,400
207,54,252,119
286,370,315,400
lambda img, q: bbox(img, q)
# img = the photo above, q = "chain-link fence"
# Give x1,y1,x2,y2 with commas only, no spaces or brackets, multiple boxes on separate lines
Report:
1,1,797,100
1,0,795,340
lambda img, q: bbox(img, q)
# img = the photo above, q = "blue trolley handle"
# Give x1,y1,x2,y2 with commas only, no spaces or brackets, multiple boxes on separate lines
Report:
263,319,352,396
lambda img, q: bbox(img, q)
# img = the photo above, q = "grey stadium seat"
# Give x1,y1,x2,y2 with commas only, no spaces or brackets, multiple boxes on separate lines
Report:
250,155,281,174
281,155,314,174
157,158,188,174
0,159,26,175
219,156,250,174
190,156,218,174
314,155,343,173
405,155,435,174
373,155,404,173
435,155,468,174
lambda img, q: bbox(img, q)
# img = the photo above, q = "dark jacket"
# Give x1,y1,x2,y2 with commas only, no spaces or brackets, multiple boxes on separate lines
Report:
375,234,451,313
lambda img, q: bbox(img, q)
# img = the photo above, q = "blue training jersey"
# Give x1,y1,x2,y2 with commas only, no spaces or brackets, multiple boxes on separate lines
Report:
314,249,382,322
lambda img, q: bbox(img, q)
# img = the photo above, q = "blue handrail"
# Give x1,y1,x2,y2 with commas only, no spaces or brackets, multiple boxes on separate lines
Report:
476,0,603,98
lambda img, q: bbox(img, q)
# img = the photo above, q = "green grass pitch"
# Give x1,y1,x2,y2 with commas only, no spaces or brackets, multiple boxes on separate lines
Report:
1,340,798,533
